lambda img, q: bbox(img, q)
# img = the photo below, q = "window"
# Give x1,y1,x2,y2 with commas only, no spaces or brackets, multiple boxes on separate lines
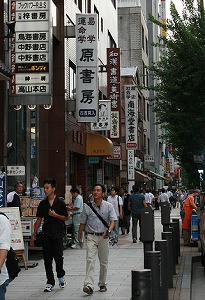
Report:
108,30,116,48
73,0,82,11
111,0,116,8
87,0,91,13
143,97,146,121
94,5,99,39
142,62,145,86
141,26,144,50
69,62,76,100
143,134,146,153
101,17,103,33
146,37,148,55
147,138,150,155
147,102,150,121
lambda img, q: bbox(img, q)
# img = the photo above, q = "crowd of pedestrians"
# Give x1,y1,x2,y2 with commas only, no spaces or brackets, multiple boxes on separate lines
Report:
1,178,202,298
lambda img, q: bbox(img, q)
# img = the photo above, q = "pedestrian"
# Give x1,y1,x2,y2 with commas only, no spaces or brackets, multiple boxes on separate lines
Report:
158,188,170,204
7,181,23,216
182,189,198,246
118,187,131,234
154,191,160,210
0,212,11,300
78,183,117,295
128,184,147,243
107,187,123,243
30,178,69,292
68,187,83,249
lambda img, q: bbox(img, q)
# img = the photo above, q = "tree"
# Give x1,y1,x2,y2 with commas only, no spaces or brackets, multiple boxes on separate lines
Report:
149,0,205,186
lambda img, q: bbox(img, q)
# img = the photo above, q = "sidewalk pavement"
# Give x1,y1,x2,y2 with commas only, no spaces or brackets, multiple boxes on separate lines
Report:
6,207,199,300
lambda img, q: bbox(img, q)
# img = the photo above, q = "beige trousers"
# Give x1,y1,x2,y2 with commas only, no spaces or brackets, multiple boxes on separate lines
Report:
84,234,109,289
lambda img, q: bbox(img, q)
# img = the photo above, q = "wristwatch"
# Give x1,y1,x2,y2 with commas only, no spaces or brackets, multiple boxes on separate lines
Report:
108,230,111,233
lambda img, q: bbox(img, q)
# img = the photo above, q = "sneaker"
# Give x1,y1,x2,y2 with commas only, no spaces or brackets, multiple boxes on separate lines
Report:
83,285,93,294
44,284,54,292
71,244,80,249
58,277,67,289
99,285,107,292
133,238,137,243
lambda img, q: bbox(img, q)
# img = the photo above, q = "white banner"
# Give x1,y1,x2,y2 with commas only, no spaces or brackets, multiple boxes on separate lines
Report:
76,14,98,122
127,150,135,180
91,100,111,130
125,85,138,150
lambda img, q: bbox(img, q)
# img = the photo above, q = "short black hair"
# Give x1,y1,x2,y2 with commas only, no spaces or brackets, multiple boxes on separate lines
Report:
14,181,23,189
43,178,57,188
70,187,80,194
92,183,105,193
132,184,140,193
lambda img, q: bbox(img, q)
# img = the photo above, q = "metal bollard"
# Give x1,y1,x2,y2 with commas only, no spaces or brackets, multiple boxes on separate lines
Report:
161,201,170,232
169,226,176,275
170,222,178,265
172,218,181,257
155,240,168,300
131,269,152,300
144,251,161,300
162,232,173,288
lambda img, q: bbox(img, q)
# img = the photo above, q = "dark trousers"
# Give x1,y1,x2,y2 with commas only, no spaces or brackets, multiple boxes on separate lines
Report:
42,234,65,286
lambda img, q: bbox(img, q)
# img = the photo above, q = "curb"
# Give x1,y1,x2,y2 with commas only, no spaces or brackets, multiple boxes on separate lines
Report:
180,255,201,300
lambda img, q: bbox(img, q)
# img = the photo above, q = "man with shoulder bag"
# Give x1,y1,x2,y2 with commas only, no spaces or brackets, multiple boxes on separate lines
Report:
78,184,117,295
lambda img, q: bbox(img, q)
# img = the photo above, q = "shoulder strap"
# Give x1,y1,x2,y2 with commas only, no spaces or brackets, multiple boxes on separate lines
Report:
86,202,109,228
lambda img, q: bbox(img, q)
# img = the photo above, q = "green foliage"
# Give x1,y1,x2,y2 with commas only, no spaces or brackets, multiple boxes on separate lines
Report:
149,0,205,184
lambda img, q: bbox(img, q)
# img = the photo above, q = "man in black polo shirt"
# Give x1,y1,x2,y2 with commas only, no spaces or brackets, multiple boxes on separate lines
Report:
30,178,69,292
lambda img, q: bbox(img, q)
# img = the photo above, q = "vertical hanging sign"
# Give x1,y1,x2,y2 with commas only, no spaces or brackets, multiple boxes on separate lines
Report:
127,150,135,180
91,100,111,130
76,14,98,122
125,85,138,150
107,48,121,138
9,0,53,106
161,0,166,37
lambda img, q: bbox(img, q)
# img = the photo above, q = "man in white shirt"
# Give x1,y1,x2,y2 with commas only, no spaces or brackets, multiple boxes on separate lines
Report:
7,182,23,216
158,188,170,203
68,187,84,249
0,213,12,300
107,187,123,243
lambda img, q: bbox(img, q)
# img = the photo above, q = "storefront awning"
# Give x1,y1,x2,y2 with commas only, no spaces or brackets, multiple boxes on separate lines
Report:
0,60,10,81
148,170,167,181
86,133,113,156
135,171,152,182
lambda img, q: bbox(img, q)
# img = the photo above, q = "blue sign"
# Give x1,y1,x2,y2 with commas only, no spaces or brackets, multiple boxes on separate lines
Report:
88,157,99,164
0,173,6,207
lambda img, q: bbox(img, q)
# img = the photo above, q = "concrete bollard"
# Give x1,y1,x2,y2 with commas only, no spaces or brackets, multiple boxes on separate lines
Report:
155,240,169,300
144,251,161,300
162,232,173,288
131,269,152,300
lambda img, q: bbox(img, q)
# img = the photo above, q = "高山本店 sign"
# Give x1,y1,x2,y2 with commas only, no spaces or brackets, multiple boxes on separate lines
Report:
9,0,53,106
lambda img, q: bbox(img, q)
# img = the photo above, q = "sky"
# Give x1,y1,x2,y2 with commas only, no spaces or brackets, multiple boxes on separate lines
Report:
166,0,183,18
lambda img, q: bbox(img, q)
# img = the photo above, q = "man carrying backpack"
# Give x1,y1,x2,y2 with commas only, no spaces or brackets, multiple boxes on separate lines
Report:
0,212,11,300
